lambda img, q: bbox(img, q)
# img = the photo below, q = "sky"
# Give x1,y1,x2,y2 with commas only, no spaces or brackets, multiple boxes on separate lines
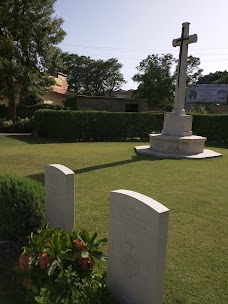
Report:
54,0,228,90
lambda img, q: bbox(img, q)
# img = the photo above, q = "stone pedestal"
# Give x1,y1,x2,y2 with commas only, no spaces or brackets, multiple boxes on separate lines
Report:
135,112,222,159
149,134,206,155
162,113,192,137
135,23,222,159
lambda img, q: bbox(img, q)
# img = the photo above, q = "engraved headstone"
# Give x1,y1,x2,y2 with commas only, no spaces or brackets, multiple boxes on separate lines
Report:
45,164,75,231
107,190,169,304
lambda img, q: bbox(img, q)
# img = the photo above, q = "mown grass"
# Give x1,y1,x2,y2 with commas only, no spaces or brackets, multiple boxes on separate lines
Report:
0,135,227,304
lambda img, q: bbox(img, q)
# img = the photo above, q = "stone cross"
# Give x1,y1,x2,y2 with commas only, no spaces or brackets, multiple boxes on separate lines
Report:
172,22,197,115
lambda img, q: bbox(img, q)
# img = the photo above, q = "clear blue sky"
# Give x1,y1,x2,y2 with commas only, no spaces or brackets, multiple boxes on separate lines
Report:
54,0,228,90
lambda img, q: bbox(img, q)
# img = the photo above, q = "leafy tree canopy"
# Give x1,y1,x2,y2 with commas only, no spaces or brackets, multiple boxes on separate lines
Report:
133,53,203,107
185,55,203,85
133,54,175,107
197,70,228,84
61,53,126,96
0,0,66,120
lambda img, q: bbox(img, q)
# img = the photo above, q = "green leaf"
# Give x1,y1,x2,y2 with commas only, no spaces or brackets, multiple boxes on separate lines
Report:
90,232,97,246
47,260,59,276
92,251,106,260
82,230,90,242
81,250,90,258
94,238,108,249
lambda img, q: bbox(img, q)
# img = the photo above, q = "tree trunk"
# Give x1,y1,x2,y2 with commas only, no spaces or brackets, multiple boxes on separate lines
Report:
7,81,17,122
8,97,17,122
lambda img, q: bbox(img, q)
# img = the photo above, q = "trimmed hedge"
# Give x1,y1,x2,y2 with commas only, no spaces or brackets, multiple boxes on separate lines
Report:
34,110,164,141
34,110,228,143
192,114,228,143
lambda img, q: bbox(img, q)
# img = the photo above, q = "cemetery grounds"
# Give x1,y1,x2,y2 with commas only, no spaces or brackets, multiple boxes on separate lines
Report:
0,135,227,304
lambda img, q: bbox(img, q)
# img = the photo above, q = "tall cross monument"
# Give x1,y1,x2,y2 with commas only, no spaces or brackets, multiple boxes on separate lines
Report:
161,22,197,137
172,22,197,115
135,21,222,158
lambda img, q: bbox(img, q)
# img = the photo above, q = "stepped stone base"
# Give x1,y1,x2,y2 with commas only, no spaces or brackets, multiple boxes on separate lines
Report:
150,133,207,155
135,145,222,159
135,134,222,159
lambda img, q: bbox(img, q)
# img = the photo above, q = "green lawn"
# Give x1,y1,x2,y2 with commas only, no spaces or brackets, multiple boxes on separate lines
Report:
0,135,227,304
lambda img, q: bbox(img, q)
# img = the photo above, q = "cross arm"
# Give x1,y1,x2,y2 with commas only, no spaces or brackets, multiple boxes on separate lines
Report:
173,34,197,47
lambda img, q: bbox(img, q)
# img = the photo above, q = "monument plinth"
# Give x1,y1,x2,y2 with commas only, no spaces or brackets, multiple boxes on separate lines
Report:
135,22,222,159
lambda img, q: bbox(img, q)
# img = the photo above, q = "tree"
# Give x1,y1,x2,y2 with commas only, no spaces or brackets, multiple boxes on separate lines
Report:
185,55,203,85
197,71,228,84
132,54,175,107
133,54,203,107
0,0,66,121
62,53,126,96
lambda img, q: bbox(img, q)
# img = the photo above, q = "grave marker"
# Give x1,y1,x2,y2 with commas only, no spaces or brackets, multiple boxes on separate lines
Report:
45,164,75,231
107,190,169,304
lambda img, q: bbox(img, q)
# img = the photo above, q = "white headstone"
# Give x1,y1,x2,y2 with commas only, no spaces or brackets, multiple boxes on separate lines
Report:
107,190,169,304
45,164,75,232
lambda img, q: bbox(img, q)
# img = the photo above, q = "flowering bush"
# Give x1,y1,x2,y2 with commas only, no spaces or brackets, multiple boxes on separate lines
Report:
16,227,110,303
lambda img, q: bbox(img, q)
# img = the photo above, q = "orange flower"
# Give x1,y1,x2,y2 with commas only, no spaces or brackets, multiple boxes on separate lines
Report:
19,253,32,270
73,240,86,251
78,257,93,271
22,277,32,289
38,253,52,269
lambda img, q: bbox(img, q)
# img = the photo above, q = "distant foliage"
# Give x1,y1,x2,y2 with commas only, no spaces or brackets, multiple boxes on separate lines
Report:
187,105,209,114
0,0,66,121
64,96,78,110
0,104,8,118
133,54,203,107
0,174,45,240
61,53,126,96
197,71,228,84
0,117,34,132
34,110,228,143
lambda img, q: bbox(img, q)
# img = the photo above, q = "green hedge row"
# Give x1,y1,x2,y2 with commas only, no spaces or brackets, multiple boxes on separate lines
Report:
34,110,164,141
192,114,228,143
34,110,228,143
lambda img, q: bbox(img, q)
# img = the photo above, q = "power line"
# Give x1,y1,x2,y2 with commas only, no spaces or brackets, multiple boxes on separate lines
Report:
60,43,228,53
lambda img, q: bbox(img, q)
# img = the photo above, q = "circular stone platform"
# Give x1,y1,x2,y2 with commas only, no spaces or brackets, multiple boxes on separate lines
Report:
135,145,222,159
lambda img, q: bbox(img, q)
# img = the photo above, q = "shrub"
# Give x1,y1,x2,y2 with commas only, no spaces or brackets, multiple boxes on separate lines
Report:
16,227,111,303
0,117,34,133
187,105,209,114
0,119,14,131
0,174,45,240
17,103,66,118
14,117,34,133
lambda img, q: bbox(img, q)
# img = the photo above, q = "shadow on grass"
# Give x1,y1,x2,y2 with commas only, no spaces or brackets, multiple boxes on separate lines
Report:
205,141,228,149
2,134,149,145
4,134,66,145
28,154,161,186
4,134,228,151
